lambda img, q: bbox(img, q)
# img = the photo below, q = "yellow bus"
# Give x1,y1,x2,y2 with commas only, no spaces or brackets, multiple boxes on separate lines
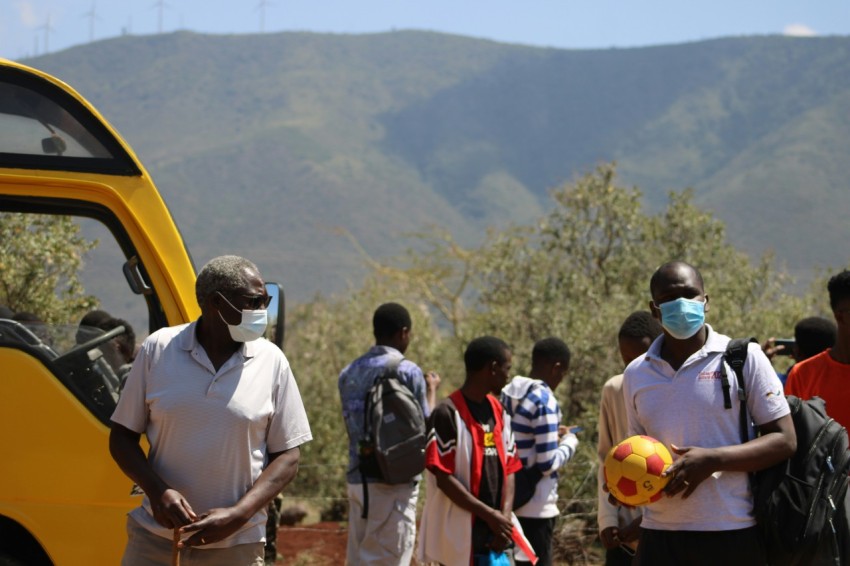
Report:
0,59,283,564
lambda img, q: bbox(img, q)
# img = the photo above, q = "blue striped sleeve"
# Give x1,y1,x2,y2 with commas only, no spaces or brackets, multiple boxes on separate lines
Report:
530,386,575,475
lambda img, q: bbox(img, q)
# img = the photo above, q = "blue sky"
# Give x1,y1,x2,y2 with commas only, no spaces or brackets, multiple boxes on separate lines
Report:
3,0,849,60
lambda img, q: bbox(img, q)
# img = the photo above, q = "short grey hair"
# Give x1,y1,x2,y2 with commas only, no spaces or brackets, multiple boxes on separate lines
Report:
196,255,261,307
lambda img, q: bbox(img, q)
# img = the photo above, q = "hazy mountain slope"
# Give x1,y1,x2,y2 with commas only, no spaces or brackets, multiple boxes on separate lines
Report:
697,89,850,272
380,41,726,204
31,31,527,296
22,31,850,300
616,38,850,199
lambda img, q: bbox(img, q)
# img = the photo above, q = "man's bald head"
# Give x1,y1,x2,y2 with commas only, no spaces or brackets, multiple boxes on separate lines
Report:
650,261,704,301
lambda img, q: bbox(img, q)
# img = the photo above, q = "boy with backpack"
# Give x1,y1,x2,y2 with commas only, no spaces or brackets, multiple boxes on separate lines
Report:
621,261,796,565
785,270,850,430
337,302,439,566
774,270,850,563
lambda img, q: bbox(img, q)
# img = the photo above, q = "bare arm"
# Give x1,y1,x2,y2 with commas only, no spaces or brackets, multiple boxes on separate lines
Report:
180,447,301,546
109,422,197,528
663,413,796,498
492,472,516,552
502,471,514,518
425,371,441,414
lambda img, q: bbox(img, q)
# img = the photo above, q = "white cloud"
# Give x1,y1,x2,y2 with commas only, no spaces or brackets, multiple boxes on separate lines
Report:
15,0,40,27
783,23,817,37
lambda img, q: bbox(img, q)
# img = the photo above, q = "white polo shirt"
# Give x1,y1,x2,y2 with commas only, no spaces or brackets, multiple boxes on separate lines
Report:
111,321,312,547
622,325,788,531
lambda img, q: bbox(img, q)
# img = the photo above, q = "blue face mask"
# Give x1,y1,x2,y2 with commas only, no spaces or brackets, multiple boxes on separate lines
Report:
658,297,705,339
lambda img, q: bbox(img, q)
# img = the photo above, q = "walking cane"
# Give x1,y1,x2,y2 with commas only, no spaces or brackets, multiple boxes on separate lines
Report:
172,528,180,566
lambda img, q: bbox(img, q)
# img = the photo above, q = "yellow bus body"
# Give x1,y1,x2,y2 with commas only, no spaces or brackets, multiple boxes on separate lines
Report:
0,58,198,564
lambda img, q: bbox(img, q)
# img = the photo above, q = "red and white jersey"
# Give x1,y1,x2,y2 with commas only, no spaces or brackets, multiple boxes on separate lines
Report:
416,390,537,565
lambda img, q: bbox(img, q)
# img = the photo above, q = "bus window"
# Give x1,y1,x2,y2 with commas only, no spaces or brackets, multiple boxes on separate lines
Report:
0,210,155,424
0,65,139,174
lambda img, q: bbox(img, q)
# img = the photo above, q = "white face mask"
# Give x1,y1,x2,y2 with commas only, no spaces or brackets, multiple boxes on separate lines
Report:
217,292,268,342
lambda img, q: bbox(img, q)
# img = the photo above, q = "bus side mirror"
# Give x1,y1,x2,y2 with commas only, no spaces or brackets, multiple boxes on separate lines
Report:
41,134,67,155
264,282,285,350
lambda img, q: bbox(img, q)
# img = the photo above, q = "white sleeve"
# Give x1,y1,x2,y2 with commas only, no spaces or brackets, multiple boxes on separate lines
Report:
597,380,620,531
110,338,151,433
267,354,313,453
743,343,791,426
622,367,646,437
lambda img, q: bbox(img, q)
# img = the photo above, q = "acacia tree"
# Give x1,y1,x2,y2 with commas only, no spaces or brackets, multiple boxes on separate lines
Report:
0,212,98,323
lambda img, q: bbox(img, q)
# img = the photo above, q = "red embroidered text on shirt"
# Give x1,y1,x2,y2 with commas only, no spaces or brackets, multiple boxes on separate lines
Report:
698,371,722,381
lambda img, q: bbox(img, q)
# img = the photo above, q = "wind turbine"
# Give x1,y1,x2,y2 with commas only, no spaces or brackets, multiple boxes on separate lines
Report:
38,14,55,54
122,15,133,36
151,0,169,34
83,2,100,43
256,0,273,33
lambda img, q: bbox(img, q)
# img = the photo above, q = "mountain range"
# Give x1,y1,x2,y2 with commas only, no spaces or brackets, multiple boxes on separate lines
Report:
22,30,850,301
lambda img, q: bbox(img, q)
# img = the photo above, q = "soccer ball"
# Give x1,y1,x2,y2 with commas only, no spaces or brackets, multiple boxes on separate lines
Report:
604,434,673,506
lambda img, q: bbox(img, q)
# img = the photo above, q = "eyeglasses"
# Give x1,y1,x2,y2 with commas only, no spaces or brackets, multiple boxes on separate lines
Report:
235,293,272,310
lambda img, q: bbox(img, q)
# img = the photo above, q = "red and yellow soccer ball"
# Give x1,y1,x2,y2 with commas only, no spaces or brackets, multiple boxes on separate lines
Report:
604,435,673,506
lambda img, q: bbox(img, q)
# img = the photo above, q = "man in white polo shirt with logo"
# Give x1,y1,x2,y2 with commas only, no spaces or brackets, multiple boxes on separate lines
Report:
110,255,312,565
622,261,795,566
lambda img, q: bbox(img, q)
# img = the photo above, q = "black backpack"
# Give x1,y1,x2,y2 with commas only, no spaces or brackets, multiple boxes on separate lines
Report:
358,356,427,517
513,465,543,509
723,338,850,565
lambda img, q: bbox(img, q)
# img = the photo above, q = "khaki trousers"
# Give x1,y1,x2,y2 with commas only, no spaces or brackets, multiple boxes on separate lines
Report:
346,481,419,566
122,516,264,566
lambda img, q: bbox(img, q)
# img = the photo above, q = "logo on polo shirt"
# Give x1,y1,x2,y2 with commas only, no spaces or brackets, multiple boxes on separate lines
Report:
698,370,722,381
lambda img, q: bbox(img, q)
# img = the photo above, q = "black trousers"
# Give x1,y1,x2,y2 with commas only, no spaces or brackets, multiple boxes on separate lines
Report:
605,545,636,566
515,516,556,566
637,526,765,566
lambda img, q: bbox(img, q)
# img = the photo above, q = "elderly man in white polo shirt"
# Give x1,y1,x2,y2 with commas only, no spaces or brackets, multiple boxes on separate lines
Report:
621,261,795,566
109,255,312,566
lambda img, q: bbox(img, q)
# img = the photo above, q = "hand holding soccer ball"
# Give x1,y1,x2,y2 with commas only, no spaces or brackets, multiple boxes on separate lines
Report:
604,435,673,506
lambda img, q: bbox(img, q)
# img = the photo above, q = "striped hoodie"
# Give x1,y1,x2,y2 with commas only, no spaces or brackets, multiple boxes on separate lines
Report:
501,376,579,519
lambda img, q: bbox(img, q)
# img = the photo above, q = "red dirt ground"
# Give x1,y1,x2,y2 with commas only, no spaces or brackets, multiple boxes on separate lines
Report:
275,522,348,565
274,522,603,565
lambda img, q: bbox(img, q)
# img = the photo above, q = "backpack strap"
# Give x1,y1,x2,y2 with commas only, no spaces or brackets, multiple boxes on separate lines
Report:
721,337,757,444
361,356,405,443
387,355,404,379
378,355,404,387
359,355,404,519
